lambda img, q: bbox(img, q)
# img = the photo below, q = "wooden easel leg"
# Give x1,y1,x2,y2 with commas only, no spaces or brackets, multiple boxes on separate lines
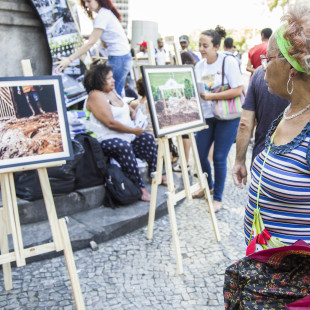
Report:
147,139,164,240
163,138,183,274
166,194,183,275
189,133,221,242
58,219,85,310
0,174,25,267
0,208,12,290
8,173,26,265
37,168,63,252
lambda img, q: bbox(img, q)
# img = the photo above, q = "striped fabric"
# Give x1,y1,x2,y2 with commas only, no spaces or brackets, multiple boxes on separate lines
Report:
244,116,310,246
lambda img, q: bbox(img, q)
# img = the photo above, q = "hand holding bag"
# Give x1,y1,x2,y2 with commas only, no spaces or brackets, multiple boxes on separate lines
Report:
212,55,244,120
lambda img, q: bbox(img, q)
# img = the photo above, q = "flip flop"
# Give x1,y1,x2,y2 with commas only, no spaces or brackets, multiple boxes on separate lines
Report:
192,188,214,199
192,189,204,199
213,200,222,213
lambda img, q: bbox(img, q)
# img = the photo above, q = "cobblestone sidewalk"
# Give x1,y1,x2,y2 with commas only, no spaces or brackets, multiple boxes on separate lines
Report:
0,145,250,310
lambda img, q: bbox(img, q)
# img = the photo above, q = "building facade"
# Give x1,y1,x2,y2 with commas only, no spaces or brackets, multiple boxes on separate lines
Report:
114,0,129,34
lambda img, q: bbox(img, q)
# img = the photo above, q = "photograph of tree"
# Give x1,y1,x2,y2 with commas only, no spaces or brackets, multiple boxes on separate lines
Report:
0,76,72,169
142,66,205,138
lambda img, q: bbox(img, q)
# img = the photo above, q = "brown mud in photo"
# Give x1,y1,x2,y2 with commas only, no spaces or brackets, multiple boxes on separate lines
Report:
0,112,63,159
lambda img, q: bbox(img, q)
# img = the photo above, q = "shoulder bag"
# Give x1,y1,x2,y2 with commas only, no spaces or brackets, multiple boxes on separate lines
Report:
212,55,244,120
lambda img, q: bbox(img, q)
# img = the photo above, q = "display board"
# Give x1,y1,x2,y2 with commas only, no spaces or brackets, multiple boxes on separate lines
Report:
29,0,87,106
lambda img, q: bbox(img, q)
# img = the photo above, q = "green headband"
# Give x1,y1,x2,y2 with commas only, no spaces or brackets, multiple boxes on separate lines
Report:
275,24,306,73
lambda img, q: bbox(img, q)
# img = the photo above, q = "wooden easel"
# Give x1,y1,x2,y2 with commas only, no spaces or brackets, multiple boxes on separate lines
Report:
147,126,221,275
0,60,85,309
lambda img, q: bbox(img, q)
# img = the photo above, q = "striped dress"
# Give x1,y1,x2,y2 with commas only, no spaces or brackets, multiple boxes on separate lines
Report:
244,114,310,246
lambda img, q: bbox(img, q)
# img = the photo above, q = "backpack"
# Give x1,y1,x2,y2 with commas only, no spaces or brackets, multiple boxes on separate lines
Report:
14,139,84,201
74,133,142,208
74,133,108,189
103,164,142,209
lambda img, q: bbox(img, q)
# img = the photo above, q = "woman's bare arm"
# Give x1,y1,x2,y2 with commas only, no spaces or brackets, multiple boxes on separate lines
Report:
87,91,143,136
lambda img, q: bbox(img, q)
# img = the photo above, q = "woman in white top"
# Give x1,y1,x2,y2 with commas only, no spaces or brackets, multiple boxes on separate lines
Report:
83,63,167,202
56,0,132,96
193,27,243,212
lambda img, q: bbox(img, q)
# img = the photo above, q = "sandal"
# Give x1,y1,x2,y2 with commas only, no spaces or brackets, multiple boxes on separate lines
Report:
192,189,204,199
140,188,151,202
172,164,190,173
213,200,222,213
192,188,214,199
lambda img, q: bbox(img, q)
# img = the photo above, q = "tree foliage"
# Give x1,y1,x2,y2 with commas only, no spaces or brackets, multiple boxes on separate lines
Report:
267,0,290,11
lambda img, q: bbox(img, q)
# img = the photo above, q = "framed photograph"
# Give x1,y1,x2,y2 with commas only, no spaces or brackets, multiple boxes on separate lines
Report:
0,75,73,169
141,65,205,138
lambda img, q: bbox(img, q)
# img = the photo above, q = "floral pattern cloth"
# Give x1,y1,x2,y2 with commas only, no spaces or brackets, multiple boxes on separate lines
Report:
224,241,310,309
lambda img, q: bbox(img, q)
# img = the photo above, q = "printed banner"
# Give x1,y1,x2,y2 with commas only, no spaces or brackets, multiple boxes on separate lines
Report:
29,0,87,106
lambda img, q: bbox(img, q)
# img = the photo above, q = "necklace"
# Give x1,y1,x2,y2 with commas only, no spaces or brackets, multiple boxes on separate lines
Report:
283,103,310,120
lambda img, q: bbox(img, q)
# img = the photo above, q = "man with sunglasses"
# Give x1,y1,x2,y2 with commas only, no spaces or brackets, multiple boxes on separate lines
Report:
232,65,289,189
246,28,272,76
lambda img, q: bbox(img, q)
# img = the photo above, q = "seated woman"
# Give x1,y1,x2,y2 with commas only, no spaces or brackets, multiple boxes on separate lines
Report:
225,1,310,308
83,63,165,202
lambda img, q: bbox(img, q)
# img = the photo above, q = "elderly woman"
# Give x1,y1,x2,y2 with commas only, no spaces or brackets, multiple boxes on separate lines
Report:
83,63,165,202
224,1,310,308
244,1,310,248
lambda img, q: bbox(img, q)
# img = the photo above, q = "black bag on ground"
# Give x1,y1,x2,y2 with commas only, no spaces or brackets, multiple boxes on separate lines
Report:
74,133,108,189
14,139,85,201
103,164,142,209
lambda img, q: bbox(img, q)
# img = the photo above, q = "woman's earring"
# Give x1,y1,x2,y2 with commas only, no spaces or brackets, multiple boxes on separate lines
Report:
287,73,294,95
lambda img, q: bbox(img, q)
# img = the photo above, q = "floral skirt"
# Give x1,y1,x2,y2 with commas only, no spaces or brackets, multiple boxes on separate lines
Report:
224,240,310,309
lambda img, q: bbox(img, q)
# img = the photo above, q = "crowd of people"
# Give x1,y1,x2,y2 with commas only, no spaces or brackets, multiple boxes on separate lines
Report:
56,0,310,306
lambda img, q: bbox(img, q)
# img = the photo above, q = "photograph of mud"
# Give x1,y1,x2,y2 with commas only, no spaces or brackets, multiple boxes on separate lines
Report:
0,85,63,160
148,71,201,130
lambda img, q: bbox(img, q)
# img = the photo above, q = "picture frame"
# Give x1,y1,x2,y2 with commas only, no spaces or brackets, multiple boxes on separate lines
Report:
0,75,73,169
141,65,205,138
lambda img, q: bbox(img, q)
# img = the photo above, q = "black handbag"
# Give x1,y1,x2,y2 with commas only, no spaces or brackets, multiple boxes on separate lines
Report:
103,164,142,209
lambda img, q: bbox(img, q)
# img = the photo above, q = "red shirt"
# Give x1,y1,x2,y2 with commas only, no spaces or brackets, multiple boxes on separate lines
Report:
248,42,268,69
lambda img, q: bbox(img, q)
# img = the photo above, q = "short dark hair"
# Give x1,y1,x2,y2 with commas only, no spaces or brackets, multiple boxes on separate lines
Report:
181,51,195,65
224,37,234,49
261,28,273,39
83,63,113,94
136,78,145,97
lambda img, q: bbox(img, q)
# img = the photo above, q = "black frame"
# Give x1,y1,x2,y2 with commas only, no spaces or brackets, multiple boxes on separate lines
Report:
141,65,205,138
0,75,73,169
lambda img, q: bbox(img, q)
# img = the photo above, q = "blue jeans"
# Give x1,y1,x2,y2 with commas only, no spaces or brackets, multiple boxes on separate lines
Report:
196,117,240,202
107,53,132,96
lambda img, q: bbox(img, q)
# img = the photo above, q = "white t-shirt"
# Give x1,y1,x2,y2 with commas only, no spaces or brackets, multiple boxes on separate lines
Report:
93,8,130,56
136,51,148,59
155,48,167,65
194,52,243,118
89,100,135,143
